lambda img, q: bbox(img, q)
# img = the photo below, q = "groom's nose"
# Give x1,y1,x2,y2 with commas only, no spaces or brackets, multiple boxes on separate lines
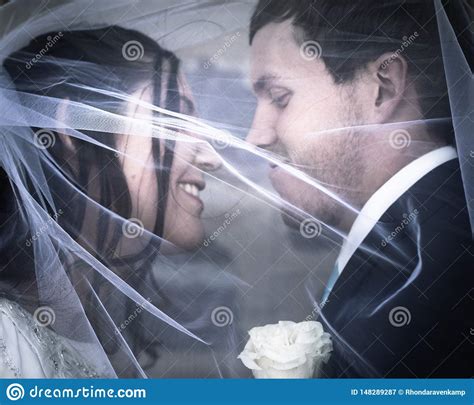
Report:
246,107,277,149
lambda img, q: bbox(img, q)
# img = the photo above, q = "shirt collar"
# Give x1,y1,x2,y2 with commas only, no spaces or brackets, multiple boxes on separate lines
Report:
336,146,458,274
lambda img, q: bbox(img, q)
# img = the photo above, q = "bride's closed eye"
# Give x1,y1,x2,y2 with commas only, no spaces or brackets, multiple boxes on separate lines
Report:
268,87,292,109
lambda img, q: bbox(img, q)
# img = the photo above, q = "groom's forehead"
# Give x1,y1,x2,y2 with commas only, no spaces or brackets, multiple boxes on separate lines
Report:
250,20,298,64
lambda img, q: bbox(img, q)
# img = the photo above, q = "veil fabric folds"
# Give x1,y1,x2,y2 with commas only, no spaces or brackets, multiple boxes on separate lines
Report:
0,0,471,378
436,0,474,236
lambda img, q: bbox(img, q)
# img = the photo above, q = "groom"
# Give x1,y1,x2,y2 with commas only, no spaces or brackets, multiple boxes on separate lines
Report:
246,1,472,377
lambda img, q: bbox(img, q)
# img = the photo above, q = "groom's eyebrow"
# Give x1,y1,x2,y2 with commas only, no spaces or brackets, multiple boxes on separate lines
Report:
253,74,279,95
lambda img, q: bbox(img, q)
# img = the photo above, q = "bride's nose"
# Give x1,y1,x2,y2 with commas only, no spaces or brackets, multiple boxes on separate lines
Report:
194,140,222,172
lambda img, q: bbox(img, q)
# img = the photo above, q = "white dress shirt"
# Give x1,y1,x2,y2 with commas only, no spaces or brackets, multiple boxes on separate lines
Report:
321,146,458,305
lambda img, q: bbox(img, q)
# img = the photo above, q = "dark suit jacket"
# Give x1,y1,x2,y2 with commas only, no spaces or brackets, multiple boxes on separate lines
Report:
320,159,473,378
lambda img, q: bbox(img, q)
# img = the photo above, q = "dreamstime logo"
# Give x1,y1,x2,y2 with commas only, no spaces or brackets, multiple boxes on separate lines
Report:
115,298,151,334
25,209,64,247
33,306,56,327
389,129,411,149
470,150,474,159
122,218,144,239
304,300,329,321
299,40,322,61
6,383,25,401
6,384,146,400
25,32,63,70
211,306,234,327
33,129,56,149
389,306,411,327
381,32,419,70
211,131,233,150
122,40,144,61
381,208,419,247
203,208,241,247
203,32,241,70
299,218,322,239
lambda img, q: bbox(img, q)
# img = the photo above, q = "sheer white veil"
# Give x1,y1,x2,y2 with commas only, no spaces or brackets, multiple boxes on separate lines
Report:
0,0,471,378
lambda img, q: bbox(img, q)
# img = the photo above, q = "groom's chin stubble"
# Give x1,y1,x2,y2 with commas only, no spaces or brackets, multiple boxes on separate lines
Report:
278,198,345,234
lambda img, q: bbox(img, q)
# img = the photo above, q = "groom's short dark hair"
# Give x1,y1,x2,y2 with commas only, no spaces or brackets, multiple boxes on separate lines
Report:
250,0,450,124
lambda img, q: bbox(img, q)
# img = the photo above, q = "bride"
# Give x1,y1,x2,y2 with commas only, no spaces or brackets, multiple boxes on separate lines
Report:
0,25,221,377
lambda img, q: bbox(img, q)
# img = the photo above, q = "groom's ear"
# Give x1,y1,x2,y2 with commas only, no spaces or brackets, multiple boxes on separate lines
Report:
368,52,408,123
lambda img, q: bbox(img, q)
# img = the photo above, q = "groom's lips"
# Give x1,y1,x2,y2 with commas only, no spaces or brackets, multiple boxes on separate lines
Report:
269,157,290,170
269,165,285,193
268,154,299,197
269,159,302,201
269,166,304,226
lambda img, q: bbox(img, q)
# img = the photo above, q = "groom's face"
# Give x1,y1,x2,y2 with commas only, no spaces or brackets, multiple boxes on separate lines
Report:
247,21,368,229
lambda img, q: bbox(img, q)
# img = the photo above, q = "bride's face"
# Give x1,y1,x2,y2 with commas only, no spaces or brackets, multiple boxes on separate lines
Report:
119,72,220,251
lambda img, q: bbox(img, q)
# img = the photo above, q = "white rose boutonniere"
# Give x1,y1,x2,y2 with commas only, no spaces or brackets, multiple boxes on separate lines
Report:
238,321,332,378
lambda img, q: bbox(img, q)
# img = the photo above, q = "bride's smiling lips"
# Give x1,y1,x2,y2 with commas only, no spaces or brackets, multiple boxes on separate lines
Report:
175,175,206,212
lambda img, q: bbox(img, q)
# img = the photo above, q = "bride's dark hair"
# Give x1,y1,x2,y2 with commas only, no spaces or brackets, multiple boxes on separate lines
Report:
2,26,184,373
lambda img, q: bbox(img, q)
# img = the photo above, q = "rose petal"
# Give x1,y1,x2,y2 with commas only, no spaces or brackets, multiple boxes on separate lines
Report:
238,320,333,378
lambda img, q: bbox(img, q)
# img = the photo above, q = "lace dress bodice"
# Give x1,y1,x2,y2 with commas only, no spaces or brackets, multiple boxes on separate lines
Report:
0,298,103,378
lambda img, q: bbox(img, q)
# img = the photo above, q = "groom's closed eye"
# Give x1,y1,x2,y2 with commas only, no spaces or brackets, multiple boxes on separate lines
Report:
268,87,292,109
252,75,292,109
